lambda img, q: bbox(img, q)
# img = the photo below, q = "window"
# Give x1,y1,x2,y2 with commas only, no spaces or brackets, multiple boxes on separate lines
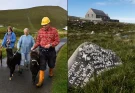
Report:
92,14,93,17
88,14,89,17
96,15,100,18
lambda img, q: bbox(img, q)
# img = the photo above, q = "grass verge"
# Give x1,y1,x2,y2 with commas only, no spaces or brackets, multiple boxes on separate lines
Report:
52,44,67,93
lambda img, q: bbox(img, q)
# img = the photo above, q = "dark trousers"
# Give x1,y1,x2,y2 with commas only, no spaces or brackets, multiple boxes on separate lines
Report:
6,48,13,57
6,48,13,64
39,47,56,70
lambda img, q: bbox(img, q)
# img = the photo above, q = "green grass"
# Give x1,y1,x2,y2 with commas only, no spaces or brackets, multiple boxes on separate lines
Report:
0,6,67,30
58,30,67,38
52,44,67,93
68,22,135,93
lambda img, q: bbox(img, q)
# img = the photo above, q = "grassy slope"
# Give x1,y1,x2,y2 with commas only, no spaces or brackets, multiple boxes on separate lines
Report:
52,44,67,93
68,22,135,93
0,6,67,31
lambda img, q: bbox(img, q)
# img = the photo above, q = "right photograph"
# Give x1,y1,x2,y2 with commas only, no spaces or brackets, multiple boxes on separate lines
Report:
68,0,135,93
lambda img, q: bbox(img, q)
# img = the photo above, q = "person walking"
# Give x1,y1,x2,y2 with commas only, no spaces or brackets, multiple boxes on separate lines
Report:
17,28,35,73
31,17,60,87
1,26,16,64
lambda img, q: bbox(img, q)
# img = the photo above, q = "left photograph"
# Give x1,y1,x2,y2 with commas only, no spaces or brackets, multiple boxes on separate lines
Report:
0,0,67,93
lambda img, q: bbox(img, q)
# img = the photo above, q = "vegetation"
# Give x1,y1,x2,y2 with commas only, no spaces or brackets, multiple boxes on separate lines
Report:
68,20,135,34
68,21,135,93
52,44,67,93
58,30,67,38
0,6,67,31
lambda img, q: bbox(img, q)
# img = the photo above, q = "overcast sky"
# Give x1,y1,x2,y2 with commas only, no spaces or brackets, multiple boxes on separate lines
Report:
0,0,67,10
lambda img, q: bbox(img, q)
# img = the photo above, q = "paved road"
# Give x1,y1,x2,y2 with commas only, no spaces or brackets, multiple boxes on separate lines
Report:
0,38,67,93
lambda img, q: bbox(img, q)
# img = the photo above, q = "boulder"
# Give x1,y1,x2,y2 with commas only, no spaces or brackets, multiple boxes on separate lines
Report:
91,31,95,34
68,42,122,87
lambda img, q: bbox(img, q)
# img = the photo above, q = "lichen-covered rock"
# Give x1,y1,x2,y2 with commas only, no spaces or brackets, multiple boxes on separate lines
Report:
68,42,122,87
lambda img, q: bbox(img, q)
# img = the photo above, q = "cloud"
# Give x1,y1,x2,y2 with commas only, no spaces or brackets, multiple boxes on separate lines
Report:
95,1,119,6
128,0,135,4
95,0,135,6
0,0,67,10
95,2,107,5
120,0,135,4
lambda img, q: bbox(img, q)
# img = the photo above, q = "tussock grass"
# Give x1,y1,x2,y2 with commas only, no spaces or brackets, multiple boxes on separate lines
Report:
68,22,135,93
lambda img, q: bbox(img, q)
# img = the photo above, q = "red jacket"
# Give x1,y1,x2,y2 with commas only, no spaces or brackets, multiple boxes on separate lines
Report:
33,27,60,49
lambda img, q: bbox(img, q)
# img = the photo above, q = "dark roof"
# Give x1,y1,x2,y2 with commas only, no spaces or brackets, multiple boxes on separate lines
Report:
91,8,107,16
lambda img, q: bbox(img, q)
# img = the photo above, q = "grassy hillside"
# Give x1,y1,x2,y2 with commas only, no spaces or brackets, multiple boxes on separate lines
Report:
68,21,135,93
0,6,67,31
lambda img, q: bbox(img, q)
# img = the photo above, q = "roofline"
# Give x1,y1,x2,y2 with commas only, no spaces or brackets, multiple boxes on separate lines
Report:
90,8,107,16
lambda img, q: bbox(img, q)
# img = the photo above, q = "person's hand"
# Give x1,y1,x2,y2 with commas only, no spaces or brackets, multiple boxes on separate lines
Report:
44,44,51,48
31,47,34,51
0,46,2,49
17,48,20,51
7,40,10,44
7,40,10,42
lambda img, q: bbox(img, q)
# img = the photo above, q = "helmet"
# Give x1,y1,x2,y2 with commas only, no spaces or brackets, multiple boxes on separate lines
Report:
41,17,50,25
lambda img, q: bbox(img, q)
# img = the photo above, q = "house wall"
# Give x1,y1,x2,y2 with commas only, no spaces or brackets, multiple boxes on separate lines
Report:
85,9,96,19
85,9,110,21
80,17,102,21
96,14,110,21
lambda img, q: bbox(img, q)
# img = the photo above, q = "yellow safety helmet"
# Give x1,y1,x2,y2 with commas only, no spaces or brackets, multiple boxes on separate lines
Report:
41,17,50,25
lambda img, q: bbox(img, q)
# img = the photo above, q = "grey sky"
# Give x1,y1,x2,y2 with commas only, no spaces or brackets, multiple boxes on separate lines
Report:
0,0,67,10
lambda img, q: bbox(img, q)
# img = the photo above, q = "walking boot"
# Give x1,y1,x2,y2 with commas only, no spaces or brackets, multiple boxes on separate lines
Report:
36,70,44,87
49,68,53,78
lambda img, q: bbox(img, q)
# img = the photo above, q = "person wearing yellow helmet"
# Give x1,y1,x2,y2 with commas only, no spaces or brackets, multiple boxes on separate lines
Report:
31,17,60,87
41,17,50,25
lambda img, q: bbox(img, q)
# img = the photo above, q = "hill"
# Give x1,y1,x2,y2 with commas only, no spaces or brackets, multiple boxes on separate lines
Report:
0,6,67,31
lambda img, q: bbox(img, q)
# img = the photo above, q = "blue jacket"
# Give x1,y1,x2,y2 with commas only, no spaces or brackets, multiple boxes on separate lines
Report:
1,32,16,48
17,35,35,53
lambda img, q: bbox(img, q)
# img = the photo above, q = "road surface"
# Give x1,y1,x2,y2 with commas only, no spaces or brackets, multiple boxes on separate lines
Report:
0,38,67,93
